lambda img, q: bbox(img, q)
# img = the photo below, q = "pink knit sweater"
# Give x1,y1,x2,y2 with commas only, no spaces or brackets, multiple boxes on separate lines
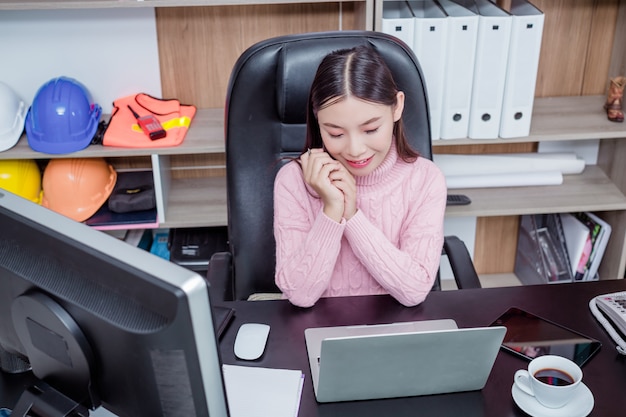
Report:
273,145,447,308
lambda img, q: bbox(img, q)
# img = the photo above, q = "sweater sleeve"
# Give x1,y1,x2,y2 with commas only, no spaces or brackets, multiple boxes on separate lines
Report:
343,161,447,307
273,162,346,307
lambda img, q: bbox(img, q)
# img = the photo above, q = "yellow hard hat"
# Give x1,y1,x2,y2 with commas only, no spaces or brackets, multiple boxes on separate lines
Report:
0,159,42,204
42,158,117,222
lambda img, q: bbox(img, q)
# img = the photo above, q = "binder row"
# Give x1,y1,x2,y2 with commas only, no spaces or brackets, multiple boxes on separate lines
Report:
381,0,544,140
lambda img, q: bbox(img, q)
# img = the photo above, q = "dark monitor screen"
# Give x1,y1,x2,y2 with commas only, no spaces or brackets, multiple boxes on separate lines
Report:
0,190,229,417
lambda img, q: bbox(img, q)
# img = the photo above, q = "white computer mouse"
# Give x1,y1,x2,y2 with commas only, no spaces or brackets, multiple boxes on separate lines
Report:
233,323,270,360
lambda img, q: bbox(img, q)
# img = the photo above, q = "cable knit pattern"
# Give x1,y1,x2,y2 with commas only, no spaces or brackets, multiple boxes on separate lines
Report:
274,145,447,308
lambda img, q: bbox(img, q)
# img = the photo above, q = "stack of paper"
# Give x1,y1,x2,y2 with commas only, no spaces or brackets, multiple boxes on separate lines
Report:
222,364,304,417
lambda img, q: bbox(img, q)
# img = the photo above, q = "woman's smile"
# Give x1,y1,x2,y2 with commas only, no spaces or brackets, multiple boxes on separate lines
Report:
346,155,374,169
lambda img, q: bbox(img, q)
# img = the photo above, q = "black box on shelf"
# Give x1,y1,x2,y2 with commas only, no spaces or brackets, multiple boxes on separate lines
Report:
168,227,229,272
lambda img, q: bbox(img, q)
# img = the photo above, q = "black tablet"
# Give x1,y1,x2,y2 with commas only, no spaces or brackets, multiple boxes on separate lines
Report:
489,307,601,367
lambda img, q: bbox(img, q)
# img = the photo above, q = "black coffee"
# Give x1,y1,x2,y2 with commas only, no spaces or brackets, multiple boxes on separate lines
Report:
534,368,575,386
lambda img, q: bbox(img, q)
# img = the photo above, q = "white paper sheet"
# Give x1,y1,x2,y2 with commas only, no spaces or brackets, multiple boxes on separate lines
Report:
222,364,304,417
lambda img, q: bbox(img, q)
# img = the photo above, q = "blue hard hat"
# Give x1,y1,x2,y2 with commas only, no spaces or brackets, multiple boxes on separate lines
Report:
25,77,101,154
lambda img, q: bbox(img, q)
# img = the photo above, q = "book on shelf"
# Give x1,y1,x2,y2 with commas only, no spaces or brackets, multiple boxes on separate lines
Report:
85,205,158,230
559,212,612,281
150,230,170,261
515,212,611,285
515,214,573,285
572,212,611,281
85,170,158,230
559,213,592,281
124,229,154,251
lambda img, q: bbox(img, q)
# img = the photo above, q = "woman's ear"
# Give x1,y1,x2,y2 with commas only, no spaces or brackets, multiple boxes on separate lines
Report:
393,91,405,122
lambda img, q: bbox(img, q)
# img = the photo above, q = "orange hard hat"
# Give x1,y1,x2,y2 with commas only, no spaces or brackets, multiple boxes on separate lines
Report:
42,158,117,222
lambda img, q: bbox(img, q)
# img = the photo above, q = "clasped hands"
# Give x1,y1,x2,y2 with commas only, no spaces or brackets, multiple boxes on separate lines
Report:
300,148,357,223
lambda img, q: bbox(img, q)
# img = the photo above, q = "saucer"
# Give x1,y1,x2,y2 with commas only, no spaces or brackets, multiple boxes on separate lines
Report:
511,382,594,417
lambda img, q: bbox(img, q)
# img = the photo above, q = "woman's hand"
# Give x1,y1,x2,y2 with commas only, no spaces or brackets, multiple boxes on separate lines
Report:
300,148,354,222
329,163,357,220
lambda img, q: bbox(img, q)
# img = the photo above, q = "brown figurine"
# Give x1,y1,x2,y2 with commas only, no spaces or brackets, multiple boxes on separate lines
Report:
604,76,626,123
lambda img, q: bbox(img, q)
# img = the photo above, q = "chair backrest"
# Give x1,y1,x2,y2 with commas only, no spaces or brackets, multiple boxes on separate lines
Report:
225,31,432,300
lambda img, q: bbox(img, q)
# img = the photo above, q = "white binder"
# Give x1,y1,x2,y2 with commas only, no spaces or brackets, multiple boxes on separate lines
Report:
463,0,512,139
499,0,545,138
381,1,416,50
407,0,448,141
436,0,479,140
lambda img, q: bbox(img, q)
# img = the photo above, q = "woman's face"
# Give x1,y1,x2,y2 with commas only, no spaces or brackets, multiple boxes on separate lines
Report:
316,92,404,177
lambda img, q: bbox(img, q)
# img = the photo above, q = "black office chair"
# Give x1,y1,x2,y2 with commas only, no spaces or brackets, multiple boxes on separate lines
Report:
208,31,481,302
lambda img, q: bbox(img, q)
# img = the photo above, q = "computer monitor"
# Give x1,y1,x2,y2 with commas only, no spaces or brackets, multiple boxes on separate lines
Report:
0,190,229,417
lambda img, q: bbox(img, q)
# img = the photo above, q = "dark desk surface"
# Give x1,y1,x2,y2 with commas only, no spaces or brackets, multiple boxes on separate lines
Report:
218,279,626,417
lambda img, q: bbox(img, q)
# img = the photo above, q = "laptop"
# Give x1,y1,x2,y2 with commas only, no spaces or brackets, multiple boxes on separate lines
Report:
304,320,506,403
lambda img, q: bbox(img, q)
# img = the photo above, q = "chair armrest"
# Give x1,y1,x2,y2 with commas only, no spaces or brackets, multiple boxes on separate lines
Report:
206,251,234,302
443,236,482,289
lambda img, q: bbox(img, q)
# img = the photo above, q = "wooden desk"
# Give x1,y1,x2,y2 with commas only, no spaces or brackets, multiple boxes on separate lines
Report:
217,279,626,417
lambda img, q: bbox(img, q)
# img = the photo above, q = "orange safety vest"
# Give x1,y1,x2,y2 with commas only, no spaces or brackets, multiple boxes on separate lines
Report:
103,93,196,148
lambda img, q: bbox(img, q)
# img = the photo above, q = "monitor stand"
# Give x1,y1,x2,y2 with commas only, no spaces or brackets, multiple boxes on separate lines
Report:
11,381,90,417
6,292,100,417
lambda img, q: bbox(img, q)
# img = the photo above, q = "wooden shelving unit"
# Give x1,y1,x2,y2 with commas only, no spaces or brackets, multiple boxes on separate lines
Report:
3,0,626,283
442,96,626,219
1,108,227,229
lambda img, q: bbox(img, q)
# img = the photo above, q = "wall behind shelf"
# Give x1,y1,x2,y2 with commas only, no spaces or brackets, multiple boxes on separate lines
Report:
520,0,620,97
0,8,163,113
156,2,365,108
153,3,368,218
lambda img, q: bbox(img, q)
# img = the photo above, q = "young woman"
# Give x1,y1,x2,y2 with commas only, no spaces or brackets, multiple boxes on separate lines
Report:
273,44,447,308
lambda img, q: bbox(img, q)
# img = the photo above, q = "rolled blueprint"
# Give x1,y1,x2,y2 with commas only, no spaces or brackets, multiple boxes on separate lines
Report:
433,153,585,177
445,170,563,189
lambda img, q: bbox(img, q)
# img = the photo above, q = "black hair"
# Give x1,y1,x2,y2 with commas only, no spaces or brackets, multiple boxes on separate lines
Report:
304,44,419,162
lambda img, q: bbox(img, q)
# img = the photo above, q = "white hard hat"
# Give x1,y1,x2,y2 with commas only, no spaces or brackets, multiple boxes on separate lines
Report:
0,81,26,152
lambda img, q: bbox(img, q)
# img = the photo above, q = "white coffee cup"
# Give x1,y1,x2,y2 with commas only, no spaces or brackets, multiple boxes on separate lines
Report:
514,355,582,408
